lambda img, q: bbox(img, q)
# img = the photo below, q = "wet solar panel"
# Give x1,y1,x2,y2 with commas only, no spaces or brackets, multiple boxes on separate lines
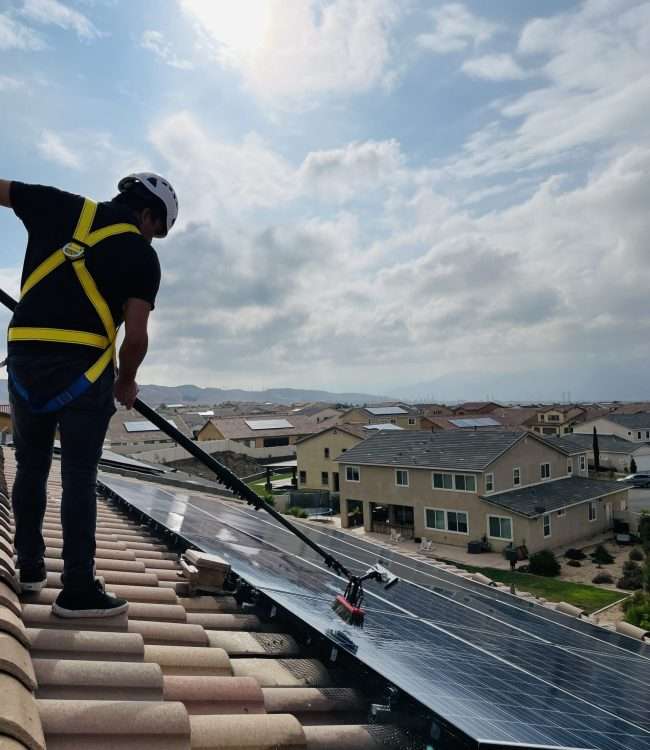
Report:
99,474,650,750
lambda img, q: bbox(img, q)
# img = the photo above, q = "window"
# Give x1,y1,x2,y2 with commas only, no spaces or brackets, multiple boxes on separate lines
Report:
579,455,586,471
485,473,494,493
432,472,475,492
299,471,306,484
541,463,551,480
557,508,565,517
432,472,453,490
547,415,560,422
408,417,416,425
455,474,476,492
426,508,468,534
488,515,512,540
638,432,642,440
324,447,330,459
345,466,360,482
567,459,573,474
543,513,551,538
396,469,409,487
321,472,329,486
513,467,520,486
540,414,545,422
390,418,396,424
588,502,597,521
341,448,347,453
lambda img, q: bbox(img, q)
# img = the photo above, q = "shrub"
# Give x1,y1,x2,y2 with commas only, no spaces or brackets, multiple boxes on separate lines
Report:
629,547,644,562
618,561,643,590
528,550,561,577
286,506,308,518
564,548,587,560
640,511,650,553
591,544,614,565
623,560,640,574
623,591,650,629
592,572,614,584
566,560,582,567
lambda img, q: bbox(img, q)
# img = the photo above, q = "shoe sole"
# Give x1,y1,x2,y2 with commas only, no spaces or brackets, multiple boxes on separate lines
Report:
19,579,47,593
51,601,129,618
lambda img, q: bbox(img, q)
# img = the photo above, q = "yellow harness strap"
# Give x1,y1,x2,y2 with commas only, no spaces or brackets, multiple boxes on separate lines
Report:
9,197,140,385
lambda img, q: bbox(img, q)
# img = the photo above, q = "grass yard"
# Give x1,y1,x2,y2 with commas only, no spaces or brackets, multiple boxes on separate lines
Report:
452,564,626,613
247,473,292,496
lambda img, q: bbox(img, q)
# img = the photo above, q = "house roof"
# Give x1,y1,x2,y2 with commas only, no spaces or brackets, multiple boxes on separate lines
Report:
106,409,194,444
482,476,624,517
601,412,650,430
545,433,637,455
539,435,590,455
294,423,367,445
452,401,501,413
0,447,410,750
201,414,337,440
336,429,529,471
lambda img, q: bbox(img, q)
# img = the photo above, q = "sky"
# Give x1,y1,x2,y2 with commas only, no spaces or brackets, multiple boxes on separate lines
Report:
2,0,650,402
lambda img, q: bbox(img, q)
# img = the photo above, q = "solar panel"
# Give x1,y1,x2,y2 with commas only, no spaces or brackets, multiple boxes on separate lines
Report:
449,418,501,428
244,419,293,430
99,474,650,750
123,419,177,433
364,423,403,430
366,407,408,416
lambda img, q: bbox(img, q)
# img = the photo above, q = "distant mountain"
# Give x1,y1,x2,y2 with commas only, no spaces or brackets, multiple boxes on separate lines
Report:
0,379,390,407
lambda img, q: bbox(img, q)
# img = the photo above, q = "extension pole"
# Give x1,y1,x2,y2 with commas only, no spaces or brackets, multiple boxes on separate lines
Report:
0,287,352,580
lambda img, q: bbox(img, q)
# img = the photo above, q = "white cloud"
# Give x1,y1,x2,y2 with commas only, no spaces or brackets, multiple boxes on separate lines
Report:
0,75,22,91
38,131,82,169
0,13,44,49
141,30,193,70
461,53,528,81
180,0,401,106
417,2,499,54
21,0,102,40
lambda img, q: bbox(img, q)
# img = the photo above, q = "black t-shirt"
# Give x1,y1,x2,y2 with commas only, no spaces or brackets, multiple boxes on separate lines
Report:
7,182,161,399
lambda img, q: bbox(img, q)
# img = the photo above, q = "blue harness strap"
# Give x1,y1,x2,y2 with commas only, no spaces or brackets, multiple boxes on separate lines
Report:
9,367,93,414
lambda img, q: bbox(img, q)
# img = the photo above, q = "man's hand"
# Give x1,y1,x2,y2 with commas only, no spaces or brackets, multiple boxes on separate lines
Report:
0,180,12,208
114,376,139,409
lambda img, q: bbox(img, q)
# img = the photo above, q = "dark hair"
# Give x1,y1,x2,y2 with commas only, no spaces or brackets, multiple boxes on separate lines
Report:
112,185,166,225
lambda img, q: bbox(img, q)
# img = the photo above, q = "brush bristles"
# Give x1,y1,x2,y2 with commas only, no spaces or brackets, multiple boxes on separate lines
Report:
332,594,365,626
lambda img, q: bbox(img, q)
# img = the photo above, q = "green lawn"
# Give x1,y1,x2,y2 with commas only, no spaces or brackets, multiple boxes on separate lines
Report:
247,473,292,496
451,564,625,613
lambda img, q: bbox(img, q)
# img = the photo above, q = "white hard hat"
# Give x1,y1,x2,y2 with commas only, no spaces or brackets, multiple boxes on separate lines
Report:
118,172,178,236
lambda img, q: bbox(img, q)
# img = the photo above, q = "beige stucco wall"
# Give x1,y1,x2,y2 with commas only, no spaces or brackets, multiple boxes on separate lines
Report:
340,409,427,430
197,421,223,441
296,429,363,490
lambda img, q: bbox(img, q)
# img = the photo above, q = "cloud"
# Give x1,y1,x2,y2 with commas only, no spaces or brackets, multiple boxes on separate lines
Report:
461,53,528,81
141,30,193,70
37,130,82,169
21,0,102,40
0,75,23,91
417,2,499,54
180,0,402,106
36,129,140,178
0,13,44,49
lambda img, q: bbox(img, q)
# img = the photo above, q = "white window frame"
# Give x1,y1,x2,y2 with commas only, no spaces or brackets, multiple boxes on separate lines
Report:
588,501,597,522
408,417,416,425
513,467,520,486
299,470,306,484
567,459,573,474
395,469,409,487
324,447,330,459
425,507,469,535
540,463,551,480
321,471,329,486
487,514,513,541
345,465,360,482
579,455,586,471
543,513,551,538
432,472,476,492
485,472,495,494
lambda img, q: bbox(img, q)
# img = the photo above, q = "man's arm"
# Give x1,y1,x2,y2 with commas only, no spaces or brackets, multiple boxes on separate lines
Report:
114,298,151,409
0,180,12,208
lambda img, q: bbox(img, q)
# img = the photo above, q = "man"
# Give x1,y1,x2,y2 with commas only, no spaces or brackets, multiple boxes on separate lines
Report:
0,173,178,617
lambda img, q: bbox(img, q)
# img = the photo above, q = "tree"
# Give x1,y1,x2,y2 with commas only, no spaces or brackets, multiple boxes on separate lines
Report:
631,456,638,474
592,427,600,471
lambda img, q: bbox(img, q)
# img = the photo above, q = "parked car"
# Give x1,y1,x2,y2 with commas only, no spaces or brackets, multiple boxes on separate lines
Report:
617,472,650,488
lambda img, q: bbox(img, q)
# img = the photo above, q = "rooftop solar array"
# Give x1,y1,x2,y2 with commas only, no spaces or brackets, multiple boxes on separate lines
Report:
364,423,403,430
244,418,293,430
449,417,501,428
123,419,177,433
366,406,408,415
99,473,650,750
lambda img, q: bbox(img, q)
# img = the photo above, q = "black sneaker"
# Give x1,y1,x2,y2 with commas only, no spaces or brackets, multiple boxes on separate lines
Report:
52,578,129,618
18,562,47,593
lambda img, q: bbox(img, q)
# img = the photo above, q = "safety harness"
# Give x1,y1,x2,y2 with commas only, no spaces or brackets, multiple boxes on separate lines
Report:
8,198,140,413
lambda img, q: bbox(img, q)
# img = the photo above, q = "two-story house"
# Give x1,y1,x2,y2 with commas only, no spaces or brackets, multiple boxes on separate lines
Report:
526,406,586,436
340,404,432,430
337,430,627,554
573,413,650,444
295,424,366,493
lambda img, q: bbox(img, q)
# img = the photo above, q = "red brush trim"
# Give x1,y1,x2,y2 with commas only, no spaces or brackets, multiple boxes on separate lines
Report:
333,594,365,624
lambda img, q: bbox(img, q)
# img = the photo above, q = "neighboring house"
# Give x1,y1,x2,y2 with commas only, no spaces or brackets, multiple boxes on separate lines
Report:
427,416,504,431
106,409,193,451
340,404,432,430
417,403,454,418
0,404,11,434
526,405,586,436
295,424,366,492
574,413,650,445
546,433,650,473
290,403,343,423
452,402,501,415
336,429,625,554
197,414,337,448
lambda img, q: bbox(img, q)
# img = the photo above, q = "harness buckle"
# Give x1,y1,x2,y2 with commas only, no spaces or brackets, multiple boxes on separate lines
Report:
63,241,86,260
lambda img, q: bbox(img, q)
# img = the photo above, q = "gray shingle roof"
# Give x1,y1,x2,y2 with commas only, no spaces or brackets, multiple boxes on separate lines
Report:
546,433,636,454
539,435,589,455
335,429,526,471
482,476,624,517
603,413,650,430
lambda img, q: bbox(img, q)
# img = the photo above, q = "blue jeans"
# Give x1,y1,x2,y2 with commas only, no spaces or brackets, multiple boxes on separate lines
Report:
9,354,116,591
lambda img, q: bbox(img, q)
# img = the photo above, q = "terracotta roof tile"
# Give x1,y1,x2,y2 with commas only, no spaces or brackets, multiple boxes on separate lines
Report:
262,687,365,716
0,606,29,647
27,628,145,662
143,645,232,676
231,659,332,688
177,596,239,613
0,737,30,750
303,724,405,749
206,632,301,657
128,620,209,646
43,556,147,574
189,714,306,750
162,675,265,714
0,581,21,618
21,603,129,633
0,633,37,691
0,673,45,750
126,602,187,622
187,613,264,631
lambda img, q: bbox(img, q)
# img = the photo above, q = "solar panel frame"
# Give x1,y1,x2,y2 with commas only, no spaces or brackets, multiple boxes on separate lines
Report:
123,419,177,433
98,474,650,750
244,418,293,430
366,407,409,415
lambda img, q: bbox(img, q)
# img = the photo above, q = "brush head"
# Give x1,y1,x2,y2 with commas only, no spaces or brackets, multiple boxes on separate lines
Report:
332,594,365,626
